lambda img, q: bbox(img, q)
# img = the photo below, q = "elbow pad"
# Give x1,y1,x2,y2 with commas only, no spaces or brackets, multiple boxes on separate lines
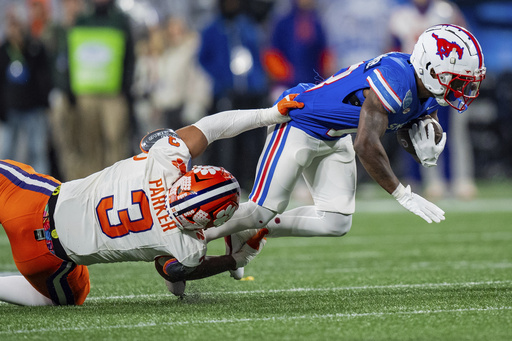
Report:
158,257,196,282
140,128,179,153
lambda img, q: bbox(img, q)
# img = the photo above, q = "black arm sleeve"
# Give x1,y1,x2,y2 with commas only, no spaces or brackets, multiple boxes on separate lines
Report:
155,257,196,283
155,255,237,282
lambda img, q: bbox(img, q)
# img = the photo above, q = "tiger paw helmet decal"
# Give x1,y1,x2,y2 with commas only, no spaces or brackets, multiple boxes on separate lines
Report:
166,166,240,231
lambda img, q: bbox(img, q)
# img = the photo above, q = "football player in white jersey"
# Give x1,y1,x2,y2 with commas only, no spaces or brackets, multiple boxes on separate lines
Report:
0,95,304,306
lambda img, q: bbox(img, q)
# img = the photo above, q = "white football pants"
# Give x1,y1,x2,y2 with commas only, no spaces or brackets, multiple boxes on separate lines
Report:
205,125,356,241
205,201,352,241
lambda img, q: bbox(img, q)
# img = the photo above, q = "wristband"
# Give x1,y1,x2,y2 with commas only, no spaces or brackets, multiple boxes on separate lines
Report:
392,183,406,199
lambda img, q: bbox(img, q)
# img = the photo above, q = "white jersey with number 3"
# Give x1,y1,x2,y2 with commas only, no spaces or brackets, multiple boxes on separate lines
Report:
54,135,207,267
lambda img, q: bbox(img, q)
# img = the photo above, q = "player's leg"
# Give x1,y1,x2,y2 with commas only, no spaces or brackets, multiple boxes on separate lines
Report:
0,266,89,306
204,123,306,279
0,162,90,306
205,200,275,242
7,223,91,307
1,228,90,306
4,215,91,306
203,200,274,280
14,255,91,306
266,206,352,238
204,123,306,242
0,276,54,306
266,135,356,237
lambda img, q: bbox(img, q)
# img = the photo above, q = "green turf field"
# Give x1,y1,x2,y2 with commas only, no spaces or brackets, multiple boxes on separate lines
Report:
1,184,511,340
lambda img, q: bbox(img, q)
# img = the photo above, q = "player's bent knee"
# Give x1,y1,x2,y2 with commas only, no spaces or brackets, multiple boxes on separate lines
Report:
323,211,352,237
239,201,276,228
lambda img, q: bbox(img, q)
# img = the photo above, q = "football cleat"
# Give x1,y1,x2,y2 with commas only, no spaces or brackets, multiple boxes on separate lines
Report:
225,229,258,280
166,166,240,231
165,279,186,298
411,24,485,112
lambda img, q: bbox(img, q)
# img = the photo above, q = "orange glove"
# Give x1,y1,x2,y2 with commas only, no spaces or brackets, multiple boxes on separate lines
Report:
245,228,269,250
276,94,305,115
232,228,269,268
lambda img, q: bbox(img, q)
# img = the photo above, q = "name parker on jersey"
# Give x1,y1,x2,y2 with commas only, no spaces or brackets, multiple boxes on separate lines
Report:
149,178,177,232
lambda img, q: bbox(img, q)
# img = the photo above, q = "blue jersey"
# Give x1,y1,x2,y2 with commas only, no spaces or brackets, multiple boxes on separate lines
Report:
279,52,440,140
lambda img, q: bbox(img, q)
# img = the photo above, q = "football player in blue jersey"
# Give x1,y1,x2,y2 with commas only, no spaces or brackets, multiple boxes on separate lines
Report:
204,24,486,279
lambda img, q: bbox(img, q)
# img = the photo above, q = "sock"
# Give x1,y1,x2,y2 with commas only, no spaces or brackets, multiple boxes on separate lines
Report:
267,206,352,238
205,201,275,242
0,275,54,306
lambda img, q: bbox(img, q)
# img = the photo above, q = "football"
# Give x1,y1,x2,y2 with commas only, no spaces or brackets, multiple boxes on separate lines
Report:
396,115,443,163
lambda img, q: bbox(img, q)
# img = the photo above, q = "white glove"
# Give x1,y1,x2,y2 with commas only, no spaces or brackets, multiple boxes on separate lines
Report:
231,228,268,268
409,120,447,167
392,184,445,223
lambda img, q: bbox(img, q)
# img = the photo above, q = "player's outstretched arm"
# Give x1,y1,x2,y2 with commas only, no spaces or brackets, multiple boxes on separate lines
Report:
177,94,304,158
155,255,237,283
155,229,267,282
354,90,401,194
354,90,445,223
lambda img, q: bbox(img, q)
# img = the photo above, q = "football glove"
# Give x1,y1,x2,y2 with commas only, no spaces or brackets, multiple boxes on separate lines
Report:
261,94,304,125
231,228,268,268
409,120,447,167
276,94,304,115
392,184,445,223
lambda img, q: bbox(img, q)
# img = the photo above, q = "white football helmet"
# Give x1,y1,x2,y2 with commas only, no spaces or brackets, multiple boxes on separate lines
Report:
411,24,486,112
166,166,240,231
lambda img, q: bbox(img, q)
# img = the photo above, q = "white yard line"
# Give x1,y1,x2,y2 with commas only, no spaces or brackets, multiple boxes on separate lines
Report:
77,279,512,299
354,198,512,213
325,260,512,273
1,306,511,335
0,279,509,302
1,280,510,335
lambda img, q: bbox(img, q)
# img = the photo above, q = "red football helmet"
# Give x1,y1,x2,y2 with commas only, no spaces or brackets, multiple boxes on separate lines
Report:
166,166,240,231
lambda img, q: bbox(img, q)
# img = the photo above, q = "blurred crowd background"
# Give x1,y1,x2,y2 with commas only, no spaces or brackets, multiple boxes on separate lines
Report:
0,0,510,202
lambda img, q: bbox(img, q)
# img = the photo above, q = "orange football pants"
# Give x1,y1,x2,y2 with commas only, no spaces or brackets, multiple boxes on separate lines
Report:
0,160,90,305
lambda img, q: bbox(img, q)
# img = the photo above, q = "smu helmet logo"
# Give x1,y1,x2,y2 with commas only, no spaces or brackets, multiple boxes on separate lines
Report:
432,33,464,60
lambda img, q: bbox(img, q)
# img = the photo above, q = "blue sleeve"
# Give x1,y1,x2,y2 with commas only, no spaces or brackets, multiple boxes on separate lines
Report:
366,67,404,114
274,83,315,105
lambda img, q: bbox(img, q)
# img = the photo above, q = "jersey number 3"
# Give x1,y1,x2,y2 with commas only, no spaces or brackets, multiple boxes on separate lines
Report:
96,190,153,238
